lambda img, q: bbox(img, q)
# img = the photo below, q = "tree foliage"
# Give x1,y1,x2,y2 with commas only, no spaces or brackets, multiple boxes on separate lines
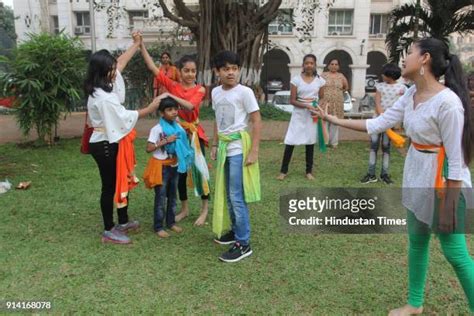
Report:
0,33,86,144
386,0,474,63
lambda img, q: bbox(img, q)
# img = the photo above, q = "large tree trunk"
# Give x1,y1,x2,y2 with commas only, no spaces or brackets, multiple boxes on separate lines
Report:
158,0,282,86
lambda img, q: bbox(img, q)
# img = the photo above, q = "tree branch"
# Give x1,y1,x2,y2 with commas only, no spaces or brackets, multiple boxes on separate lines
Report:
158,0,198,29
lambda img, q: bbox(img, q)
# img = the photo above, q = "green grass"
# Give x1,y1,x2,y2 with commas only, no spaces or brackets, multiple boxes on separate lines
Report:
0,139,472,314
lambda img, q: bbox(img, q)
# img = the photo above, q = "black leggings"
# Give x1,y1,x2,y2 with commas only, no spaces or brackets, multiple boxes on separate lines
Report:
178,137,209,201
90,141,129,231
279,144,315,174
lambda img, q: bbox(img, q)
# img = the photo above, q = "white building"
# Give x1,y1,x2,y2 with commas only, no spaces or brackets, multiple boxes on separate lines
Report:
12,0,471,97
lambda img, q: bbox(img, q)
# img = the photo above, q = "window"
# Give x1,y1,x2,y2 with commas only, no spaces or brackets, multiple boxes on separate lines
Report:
128,10,149,27
369,14,389,36
268,9,293,35
74,12,90,35
51,15,59,34
328,10,353,36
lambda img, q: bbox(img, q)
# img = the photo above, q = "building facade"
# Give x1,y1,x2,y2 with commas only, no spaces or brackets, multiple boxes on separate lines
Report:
12,0,473,97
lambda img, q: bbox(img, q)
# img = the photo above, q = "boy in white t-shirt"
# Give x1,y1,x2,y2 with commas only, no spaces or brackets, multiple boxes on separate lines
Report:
210,51,262,263
361,63,407,185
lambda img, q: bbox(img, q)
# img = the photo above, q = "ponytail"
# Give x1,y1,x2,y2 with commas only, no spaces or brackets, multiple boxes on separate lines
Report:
444,54,473,165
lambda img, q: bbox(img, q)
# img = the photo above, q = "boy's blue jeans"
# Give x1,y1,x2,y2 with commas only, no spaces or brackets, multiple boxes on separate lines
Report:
153,166,178,232
224,154,250,246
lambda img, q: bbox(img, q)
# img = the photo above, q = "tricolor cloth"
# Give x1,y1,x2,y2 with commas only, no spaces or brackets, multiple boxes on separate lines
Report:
179,119,210,197
212,131,261,238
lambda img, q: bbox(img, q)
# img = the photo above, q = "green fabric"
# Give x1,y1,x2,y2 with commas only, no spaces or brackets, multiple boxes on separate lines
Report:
212,131,261,238
407,196,474,312
313,100,326,153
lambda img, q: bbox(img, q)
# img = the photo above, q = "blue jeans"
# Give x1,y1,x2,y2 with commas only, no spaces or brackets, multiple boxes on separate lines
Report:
368,132,390,176
153,166,178,232
224,154,250,245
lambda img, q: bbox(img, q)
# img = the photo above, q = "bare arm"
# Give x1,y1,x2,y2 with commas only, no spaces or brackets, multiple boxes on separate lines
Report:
117,32,141,72
140,42,160,76
342,75,349,92
313,104,367,132
246,110,262,165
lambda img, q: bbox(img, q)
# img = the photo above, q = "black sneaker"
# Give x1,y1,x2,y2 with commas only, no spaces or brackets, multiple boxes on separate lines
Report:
219,242,252,263
360,174,377,184
381,174,393,185
213,231,236,245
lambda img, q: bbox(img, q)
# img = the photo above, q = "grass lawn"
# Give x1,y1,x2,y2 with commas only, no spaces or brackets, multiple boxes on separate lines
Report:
0,139,472,314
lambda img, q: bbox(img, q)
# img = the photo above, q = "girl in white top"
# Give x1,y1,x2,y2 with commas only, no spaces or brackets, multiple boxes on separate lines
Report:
86,34,161,245
315,38,474,314
278,54,326,180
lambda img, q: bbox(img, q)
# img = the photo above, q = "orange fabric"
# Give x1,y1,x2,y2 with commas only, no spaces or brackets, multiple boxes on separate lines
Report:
411,141,446,192
386,129,406,148
115,129,139,208
143,157,177,189
153,65,180,95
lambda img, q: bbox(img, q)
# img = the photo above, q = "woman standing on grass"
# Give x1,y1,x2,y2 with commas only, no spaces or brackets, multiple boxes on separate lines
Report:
85,35,161,244
315,38,474,314
277,54,326,181
321,58,349,148
140,42,210,227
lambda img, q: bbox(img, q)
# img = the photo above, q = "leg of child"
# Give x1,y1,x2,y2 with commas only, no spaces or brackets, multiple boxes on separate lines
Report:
154,182,169,238
225,154,250,246
175,172,189,222
368,133,381,177
381,132,391,177
167,166,182,233
305,144,315,180
278,145,295,179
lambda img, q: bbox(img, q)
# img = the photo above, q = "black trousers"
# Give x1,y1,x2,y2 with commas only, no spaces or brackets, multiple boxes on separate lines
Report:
279,144,315,174
178,137,209,201
90,141,129,231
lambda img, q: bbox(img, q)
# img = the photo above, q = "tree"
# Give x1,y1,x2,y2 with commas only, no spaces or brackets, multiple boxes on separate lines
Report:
0,2,16,42
386,0,474,63
0,33,86,144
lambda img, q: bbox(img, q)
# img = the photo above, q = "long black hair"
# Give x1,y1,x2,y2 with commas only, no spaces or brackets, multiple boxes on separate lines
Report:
302,54,318,77
416,38,472,164
84,49,117,96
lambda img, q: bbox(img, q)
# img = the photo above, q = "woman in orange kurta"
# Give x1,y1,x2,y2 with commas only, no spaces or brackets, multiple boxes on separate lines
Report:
153,52,180,97
141,43,210,226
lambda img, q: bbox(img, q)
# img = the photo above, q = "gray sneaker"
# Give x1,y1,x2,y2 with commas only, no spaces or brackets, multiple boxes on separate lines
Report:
102,227,131,244
115,220,140,233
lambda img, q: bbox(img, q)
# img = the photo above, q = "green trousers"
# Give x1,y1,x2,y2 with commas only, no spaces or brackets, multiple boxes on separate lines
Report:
407,196,474,312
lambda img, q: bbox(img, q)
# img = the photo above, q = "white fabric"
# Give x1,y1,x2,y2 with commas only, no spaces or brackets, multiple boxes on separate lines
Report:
87,88,138,144
212,84,260,156
112,70,126,104
375,82,407,111
366,86,472,226
147,123,174,160
284,74,326,145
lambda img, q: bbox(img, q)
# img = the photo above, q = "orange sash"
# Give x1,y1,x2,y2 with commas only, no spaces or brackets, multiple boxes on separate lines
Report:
115,129,139,208
411,141,446,195
143,157,177,189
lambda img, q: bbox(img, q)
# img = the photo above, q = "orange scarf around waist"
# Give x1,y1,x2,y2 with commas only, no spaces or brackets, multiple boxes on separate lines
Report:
411,141,446,195
115,129,139,208
143,157,178,189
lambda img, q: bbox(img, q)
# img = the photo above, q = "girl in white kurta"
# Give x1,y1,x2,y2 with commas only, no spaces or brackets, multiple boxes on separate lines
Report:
315,38,474,314
85,37,161,245
278,54,326,180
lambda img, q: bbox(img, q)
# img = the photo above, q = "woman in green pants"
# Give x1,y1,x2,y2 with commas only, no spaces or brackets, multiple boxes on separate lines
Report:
315,37,474,314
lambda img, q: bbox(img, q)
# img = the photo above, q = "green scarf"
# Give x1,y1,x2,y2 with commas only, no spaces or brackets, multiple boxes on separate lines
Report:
212,131,261,238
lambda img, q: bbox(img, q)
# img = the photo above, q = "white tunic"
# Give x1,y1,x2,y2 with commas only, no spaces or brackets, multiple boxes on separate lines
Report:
284,74,326,145
87,88,138,144
366,86,472,225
